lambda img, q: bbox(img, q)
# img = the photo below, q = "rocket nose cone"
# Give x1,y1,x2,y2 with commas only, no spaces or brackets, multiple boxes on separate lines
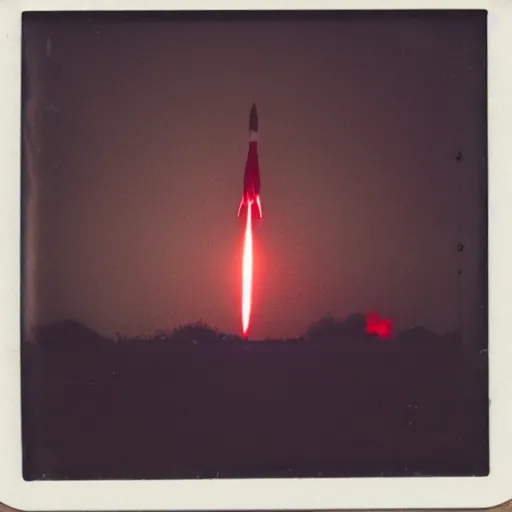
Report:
249,103,258,132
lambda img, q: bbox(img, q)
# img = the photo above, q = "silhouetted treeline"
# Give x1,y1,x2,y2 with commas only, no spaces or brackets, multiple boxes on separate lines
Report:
21,316,488,480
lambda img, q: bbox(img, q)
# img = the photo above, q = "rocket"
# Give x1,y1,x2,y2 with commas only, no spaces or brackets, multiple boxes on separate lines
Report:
237,103,263,220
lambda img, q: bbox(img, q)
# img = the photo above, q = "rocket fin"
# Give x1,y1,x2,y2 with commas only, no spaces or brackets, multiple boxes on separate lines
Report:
254,196,263,220
237,198,245,218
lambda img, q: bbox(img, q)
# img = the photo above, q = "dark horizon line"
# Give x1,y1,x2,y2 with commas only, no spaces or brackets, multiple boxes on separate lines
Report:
23,316,464,344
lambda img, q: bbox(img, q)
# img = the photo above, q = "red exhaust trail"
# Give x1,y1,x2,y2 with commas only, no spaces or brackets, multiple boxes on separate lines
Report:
241,200,253,337
238,104,262,339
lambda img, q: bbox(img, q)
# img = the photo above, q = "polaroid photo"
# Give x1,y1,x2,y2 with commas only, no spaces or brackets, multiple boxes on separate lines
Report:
1,0,511,510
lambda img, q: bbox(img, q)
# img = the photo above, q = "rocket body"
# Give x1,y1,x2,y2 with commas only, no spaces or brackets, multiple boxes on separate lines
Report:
238,103,263,220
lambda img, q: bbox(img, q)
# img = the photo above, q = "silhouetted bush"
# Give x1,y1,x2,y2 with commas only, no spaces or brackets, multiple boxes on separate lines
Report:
305,314,345,341
171,320,220,343
342,312,367,335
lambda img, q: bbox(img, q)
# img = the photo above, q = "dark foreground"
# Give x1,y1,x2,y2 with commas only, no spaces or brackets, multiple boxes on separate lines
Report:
21,317,488,480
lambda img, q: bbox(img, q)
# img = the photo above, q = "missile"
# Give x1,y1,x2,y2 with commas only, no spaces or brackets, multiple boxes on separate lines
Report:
237,103,263,220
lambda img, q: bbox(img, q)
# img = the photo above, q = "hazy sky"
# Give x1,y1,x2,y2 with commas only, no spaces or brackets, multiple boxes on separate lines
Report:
22,11,487,340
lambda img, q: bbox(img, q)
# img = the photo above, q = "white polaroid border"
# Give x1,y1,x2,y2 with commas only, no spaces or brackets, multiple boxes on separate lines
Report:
1,0,511,510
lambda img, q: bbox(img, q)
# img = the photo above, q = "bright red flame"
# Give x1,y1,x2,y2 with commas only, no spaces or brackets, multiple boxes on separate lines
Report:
366,311,393,339
241,201,253,338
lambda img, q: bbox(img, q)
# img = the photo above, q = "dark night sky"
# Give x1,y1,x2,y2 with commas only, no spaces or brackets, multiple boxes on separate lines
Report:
22,12,487,340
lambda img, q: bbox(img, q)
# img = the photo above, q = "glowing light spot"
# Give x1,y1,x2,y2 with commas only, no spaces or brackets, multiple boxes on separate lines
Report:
366,311,393,339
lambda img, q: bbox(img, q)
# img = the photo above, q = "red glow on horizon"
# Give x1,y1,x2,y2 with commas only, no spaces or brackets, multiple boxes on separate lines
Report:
366,311,393,339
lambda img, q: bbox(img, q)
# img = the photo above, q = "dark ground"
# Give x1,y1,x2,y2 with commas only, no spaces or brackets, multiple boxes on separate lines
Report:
21,316,488,480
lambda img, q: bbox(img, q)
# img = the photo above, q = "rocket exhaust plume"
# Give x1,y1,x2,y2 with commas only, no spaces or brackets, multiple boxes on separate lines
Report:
238,104,262,338
242,201,253,337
